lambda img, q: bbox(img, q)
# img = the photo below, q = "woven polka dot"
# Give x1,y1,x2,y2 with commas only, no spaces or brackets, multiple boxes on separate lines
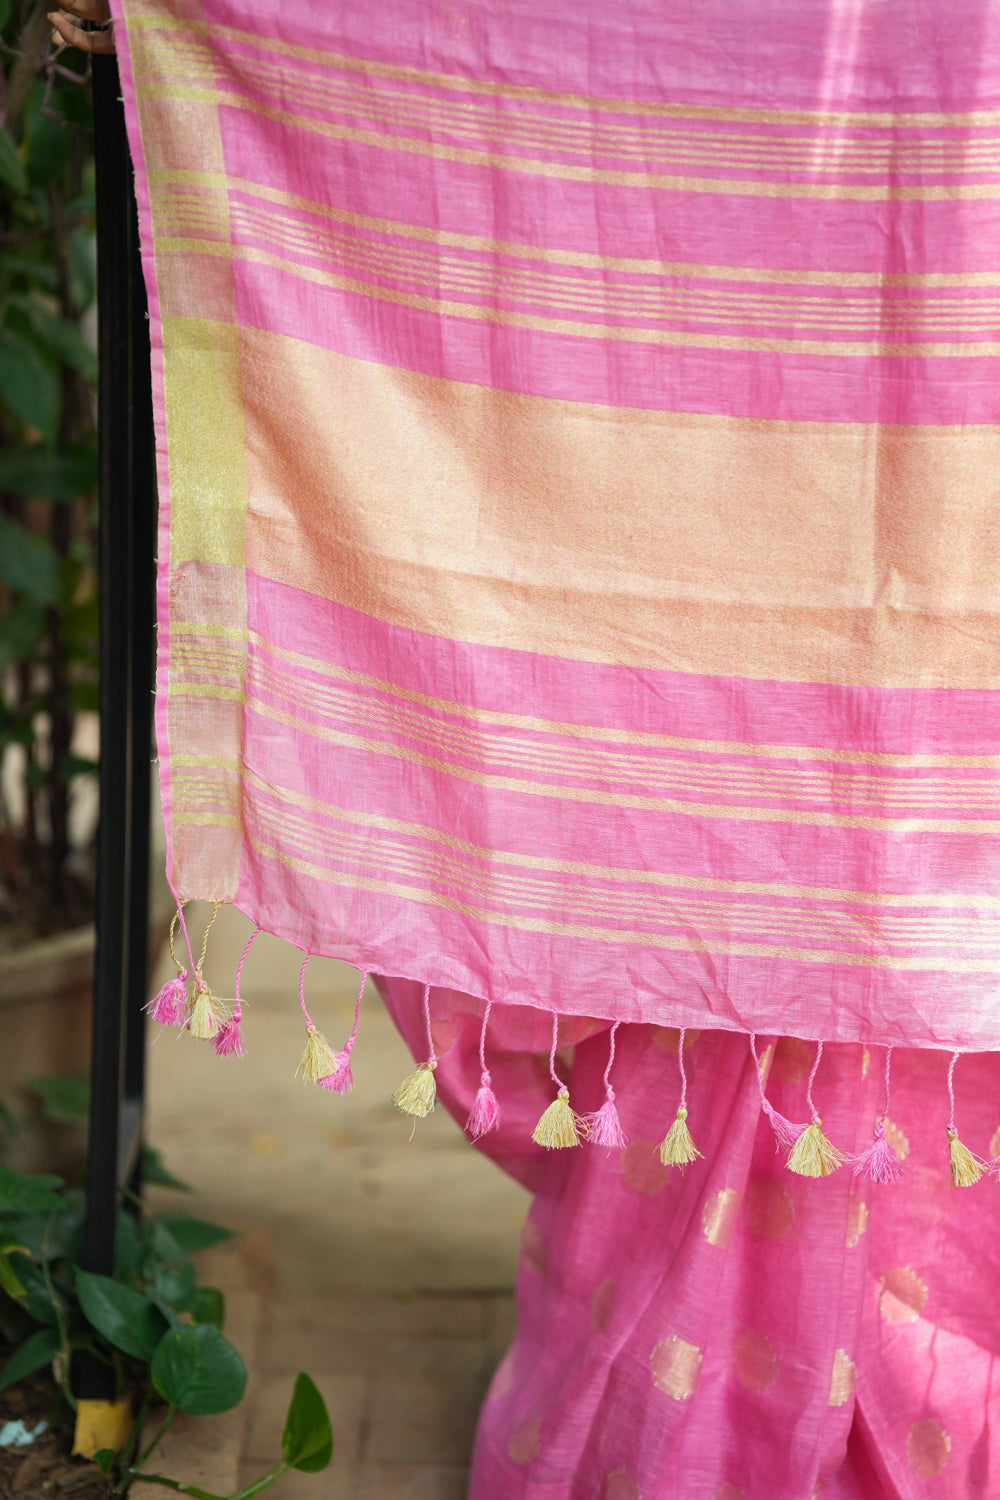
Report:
702,1188,742,1248
519,1219,547,1274
769,1037,813,1084
650,1334,702,1400
879,1266,928,1327
605,1469,640,1500
592,1276,616,1333
906,1418,951,1480
734,1329,777,1392
621,1139,670,1196
508,1412,540,1465
745,1179,795,1240
828,1349,856,1406
884,1118,909,1159
846,1193,869,1248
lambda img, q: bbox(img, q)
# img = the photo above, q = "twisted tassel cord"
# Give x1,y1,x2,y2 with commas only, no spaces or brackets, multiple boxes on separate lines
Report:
547,1012,561,1088
422,982,437,1066
298,953,314,1029
477,1000,493,1088
677,1027,689,1108
881,1046,893,1122
345,970,367,1056
805,1040,824,1122
603,1020,620,1102
233,924,260,1006
947,1050,959,1134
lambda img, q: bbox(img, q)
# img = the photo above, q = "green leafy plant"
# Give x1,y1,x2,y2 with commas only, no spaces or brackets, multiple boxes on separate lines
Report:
0,0,100,946
0,1163,333,1496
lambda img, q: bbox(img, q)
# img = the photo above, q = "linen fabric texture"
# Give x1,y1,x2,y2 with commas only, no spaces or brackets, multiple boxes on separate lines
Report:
110,0,1000,1495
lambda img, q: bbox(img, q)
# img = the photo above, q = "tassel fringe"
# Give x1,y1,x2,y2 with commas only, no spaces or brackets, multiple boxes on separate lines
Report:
948,1127,985,1187
393,1061,438,1118
852,1121,903,1184
585,1097,627,1150
763,1101,805,1150
532,1088,586,1149
319,1051,355,1094
786,1119,845,1178
659,1106,701,1167
145,972,189,1027
296,1026,340,1085
188,986,226,1041
214,1010,247,1059
466,1079,500,1140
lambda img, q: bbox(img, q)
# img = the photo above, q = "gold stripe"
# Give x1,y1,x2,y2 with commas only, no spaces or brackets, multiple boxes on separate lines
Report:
154,234,1000,357
168,627,1000,771
171,680,1000,833
124,14,1000,130
135,86,1000,205
241,795,996,947
150,171,1000,290
177,650,998,809
156,196,1000,332
168,758,1000,909
221,824,1000,972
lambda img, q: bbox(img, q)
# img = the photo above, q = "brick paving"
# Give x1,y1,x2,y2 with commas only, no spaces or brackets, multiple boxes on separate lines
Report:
144,902,527,1498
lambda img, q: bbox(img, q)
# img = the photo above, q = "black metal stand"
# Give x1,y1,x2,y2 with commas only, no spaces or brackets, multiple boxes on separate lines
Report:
77,54,155,1396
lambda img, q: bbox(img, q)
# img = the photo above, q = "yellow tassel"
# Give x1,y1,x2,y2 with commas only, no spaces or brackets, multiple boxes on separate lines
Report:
947,1127,985,1187
187,986,224,1040
532,1087,586,1148
392,1060,438,1118
659,1106,702,1167
296,1026,340,1084
786,1119,845,1178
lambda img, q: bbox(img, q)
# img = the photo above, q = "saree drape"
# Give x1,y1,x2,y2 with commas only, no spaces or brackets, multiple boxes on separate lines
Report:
110,0,1000,1493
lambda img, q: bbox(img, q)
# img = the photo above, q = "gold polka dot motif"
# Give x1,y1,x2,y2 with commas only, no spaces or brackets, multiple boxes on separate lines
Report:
650,1335,703,1400
828,1348,857,1406
846,1193,869,1249
702,1188,742,1248
519,1219,547,1274
621,1139,670,1196
714,1487,746,1500
508,1412,540,1465
906,1418,951,1479
605,1469,641,1500
746,1179,795,1240
879,1266,928,1327
591,1276,615,1333
734,1329,777,1392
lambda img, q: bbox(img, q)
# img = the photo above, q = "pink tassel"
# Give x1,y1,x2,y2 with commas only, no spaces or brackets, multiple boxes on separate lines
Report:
214,1003,248,1059
585,1095,627,1150
585,1021,627,1150
319,1051,355,1094
465,1001,500,1141
318,969,367,1095
762,1099,806,1150
851,1119,903,1184
145,971,189,1027
466,1072,500,1140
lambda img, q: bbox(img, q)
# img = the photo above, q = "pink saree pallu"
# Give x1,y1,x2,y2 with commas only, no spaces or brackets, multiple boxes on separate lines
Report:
110,0,1000,1494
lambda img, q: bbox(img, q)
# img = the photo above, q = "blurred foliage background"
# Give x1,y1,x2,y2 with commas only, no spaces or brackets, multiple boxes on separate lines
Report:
0,0,99,945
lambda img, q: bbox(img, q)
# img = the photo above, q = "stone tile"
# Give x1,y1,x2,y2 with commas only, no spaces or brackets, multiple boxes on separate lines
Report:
238,1460,363,1497
259,1296,488,1375
244,1372,368,1464
365,1377,483,1465
360,1463,469,1499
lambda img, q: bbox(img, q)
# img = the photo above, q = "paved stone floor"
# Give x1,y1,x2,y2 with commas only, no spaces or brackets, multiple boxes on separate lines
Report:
145,901,528,1498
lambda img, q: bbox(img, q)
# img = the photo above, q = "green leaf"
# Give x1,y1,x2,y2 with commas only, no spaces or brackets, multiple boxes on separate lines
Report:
281,1371,333,1473
151,1323,247,1415
0,333,60,441
113,1213,141,1285
0,601,45,673
153,1215,237,1255
92,1449,116,1477
0,445,97,501
68,228,97,312
0,125,27,195
5,1256,61,1326
3,258,60,294
74,1270,168,1361
28,1074,90,1125
24,84,73,190
0,0,13,32
0,514,60,604
0,1325,59,1395
140,1149,191,1193
10,297,98,385
0,1168,64,1215
0,1254,27,1301
0,1326,61,1392
183,1286,225,1330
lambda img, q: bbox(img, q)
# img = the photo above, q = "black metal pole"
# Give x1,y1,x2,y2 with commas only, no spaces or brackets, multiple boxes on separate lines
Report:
80,50,155,1391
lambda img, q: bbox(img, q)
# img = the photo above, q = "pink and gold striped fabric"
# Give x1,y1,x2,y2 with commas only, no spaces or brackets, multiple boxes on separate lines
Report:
113,0,1000,1053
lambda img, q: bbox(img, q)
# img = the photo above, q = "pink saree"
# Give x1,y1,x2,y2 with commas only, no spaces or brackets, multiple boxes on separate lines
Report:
110,0,1000,1493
